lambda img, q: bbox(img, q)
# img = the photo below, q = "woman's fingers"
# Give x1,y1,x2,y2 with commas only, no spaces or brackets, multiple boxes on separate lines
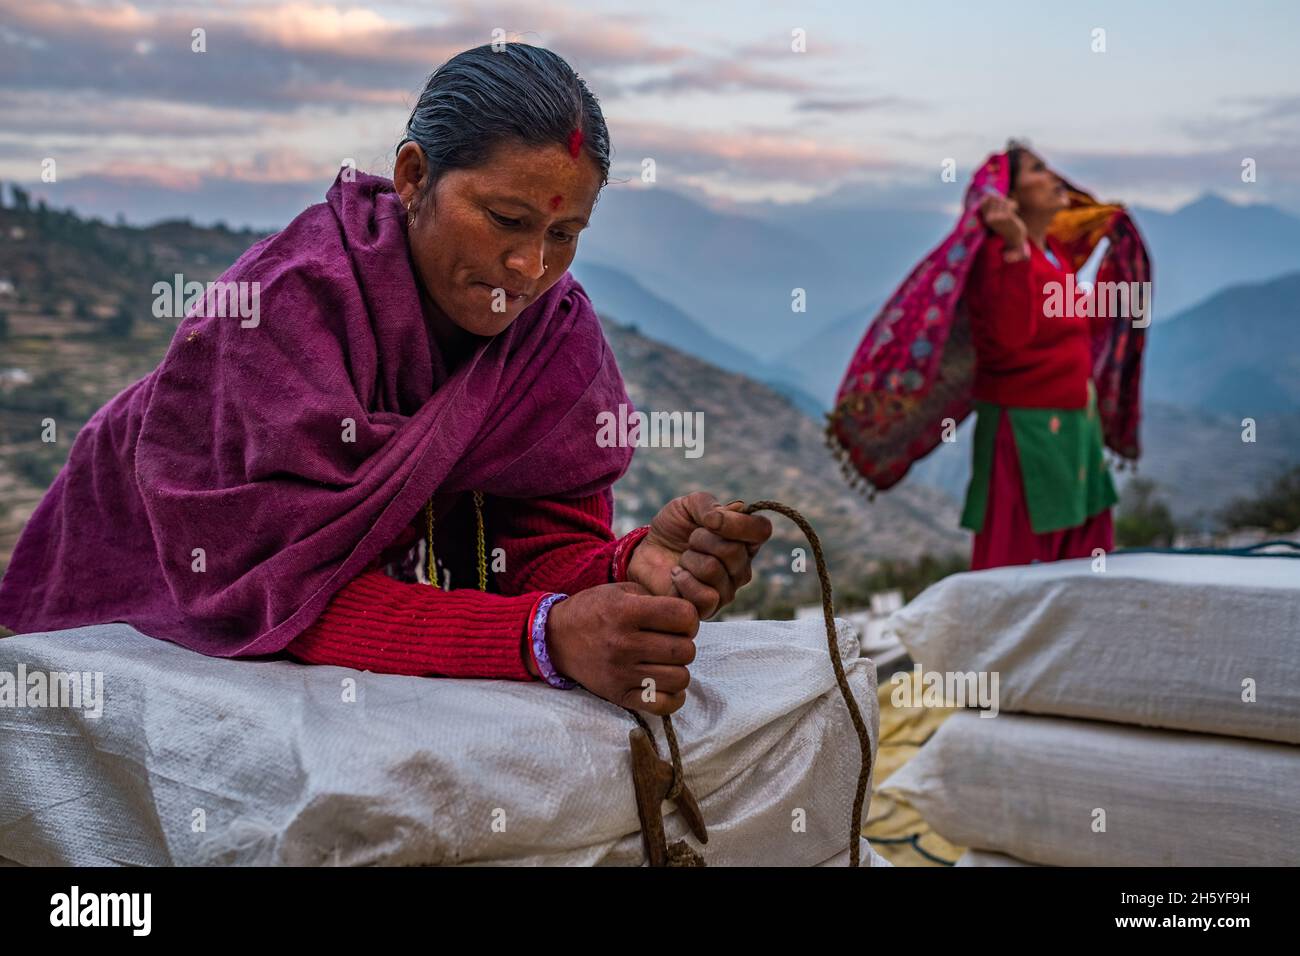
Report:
980,194,1017,223
632,630,698,668
677,550,734,611
679,552,728,596
644,494,772,619
669,565,720,618
673,522,763,617
628,663,691,698
625,590,699,638
672,495,771,555
626,688,687,716
617,663,689,716
703,506,772,546
678,491,721,530
686,527,752,581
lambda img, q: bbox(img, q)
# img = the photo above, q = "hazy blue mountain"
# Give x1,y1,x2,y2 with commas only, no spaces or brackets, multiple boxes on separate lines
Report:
571,258,824,418
779,301,882,407
748,188,1300,322
14,173,323,233
1124,402,1300,528
571,259,765,373
579,186,864,360
1128,195,1300,317
1144,271,1300,416
742,198,954,311
770,198,1300,409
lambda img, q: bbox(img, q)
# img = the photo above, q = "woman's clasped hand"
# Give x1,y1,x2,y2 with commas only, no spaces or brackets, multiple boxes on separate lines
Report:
544,492,773,714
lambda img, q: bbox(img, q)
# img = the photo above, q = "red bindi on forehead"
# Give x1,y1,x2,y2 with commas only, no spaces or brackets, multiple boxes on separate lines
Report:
567,129,584,158
549,194,563,210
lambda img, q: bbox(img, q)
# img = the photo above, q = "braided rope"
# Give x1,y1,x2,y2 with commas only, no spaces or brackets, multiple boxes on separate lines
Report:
424,494,871,865
627,500,874,867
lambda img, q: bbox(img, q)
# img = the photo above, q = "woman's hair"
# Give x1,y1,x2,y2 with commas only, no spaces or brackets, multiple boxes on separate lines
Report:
1004,137,1032,193
397,43,611,207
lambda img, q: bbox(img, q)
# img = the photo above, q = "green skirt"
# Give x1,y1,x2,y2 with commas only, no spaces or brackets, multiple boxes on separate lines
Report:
961,382,1118,535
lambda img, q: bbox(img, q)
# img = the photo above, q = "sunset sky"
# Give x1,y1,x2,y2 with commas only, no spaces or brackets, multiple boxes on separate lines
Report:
4,0,1299,227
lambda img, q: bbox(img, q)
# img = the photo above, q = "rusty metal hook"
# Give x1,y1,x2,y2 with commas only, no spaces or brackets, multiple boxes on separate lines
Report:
628,726,707,866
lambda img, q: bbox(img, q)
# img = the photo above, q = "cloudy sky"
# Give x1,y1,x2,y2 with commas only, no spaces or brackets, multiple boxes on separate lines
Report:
4,0,1299,227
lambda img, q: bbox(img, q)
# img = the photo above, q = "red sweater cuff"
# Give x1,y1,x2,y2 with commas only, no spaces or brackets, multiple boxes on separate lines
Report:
612,525,652,583
286,567,543,681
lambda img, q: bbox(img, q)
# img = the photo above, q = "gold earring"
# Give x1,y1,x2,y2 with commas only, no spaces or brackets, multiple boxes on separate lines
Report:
406,201,416,228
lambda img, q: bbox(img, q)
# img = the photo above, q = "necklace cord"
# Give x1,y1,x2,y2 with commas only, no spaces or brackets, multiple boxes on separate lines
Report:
424,493,489,592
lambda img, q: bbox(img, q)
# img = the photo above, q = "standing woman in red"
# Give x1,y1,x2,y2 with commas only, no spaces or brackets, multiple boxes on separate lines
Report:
961,145,1119,568
827,143,1150,569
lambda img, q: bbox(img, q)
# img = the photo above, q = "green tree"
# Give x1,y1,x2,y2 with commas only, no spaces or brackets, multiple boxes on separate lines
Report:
1115,477,1177,547
1220,465,1300,535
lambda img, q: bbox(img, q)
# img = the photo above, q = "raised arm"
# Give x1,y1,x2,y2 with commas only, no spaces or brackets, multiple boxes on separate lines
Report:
966,232,1039,353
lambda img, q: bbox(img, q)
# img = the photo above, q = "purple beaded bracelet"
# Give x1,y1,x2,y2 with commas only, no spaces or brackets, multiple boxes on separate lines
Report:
530,592,576,689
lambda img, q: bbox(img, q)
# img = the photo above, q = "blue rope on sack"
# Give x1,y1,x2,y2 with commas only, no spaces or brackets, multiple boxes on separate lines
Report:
1113,539,1300,559
868,834,958,866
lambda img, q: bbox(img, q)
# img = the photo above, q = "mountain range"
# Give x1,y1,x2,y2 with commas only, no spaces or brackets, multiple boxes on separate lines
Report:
574,205,1300,524
1144,271,1300,416
575,186,1300,408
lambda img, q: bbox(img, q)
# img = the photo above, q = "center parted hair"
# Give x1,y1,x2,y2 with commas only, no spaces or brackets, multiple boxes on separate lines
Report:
397,43,612,212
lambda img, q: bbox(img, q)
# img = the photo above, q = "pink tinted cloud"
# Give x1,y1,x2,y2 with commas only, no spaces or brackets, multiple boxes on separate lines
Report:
1055,146,1300,190
0,0,693,109
614,120,890,181
0,89,262,137
74,149,336,192
728,34,856,59
793,96,918,114
88,160,206,191
208,148,343,184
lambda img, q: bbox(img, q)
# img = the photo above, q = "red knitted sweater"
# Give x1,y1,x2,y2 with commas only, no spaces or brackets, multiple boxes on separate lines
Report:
966,234,1100,410
284,492,649,682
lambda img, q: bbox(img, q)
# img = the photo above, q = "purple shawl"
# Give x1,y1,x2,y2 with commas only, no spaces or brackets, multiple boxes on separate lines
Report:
0,170,634,656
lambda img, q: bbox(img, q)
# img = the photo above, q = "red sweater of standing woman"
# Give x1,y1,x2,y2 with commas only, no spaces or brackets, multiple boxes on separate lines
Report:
283,492,649,682
967,233,1100,409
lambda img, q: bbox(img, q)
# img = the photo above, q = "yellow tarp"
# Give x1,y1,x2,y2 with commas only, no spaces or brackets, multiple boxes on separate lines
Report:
863,675,966,866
